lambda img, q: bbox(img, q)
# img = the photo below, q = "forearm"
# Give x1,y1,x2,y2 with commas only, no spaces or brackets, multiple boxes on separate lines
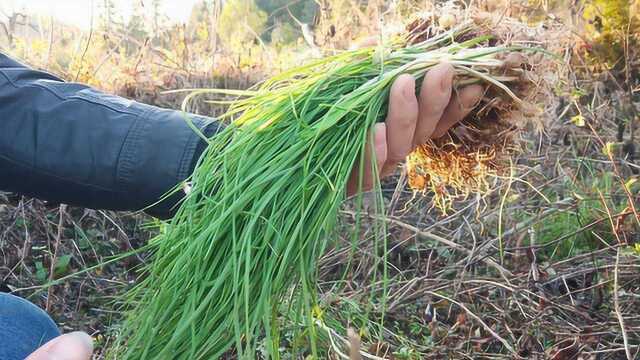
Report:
0,53,220,218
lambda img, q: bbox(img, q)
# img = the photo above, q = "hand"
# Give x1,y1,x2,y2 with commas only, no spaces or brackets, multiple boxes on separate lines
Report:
346,62,483,195
26,332,93,360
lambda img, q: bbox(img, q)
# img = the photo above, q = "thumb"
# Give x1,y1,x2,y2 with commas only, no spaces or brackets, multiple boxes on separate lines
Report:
26,332,93,360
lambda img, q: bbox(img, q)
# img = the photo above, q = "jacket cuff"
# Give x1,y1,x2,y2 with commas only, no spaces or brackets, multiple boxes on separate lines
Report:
117,107,222,219
190,121,223,174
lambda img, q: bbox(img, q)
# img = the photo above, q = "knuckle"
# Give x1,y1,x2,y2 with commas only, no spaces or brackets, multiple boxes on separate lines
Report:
422,101,447,118
394,113,416,127
386,150,407,164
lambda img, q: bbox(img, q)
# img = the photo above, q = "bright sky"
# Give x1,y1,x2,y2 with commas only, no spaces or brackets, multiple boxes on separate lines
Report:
0,0,201,29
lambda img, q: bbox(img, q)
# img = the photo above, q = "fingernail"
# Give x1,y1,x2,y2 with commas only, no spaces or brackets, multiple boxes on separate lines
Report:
374,123,387,159
70,332,93,350
49,332,93,359
402,75,416,100
374,122,386,138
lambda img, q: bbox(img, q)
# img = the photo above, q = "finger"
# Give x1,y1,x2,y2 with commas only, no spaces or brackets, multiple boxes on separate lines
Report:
26,332,93,360
381,74,419,177
412,63,454,146
431,84,484,139
347,123,387,196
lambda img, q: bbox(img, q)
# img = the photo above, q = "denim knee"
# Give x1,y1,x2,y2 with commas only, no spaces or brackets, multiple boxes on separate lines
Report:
0,293,61,360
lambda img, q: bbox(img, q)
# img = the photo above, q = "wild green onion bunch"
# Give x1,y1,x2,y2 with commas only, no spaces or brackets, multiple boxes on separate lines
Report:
112,20,533,359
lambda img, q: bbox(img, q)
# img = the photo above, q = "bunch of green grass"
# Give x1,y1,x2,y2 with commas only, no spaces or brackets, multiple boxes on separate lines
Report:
111,21,527,359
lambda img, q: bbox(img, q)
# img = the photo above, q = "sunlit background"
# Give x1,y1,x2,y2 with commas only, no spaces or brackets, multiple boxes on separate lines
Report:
0,0,200,29
0,0,325,118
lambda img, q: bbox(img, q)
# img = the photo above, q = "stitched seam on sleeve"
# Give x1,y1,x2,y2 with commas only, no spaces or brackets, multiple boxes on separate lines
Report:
0,70,141,116
116,107,153,187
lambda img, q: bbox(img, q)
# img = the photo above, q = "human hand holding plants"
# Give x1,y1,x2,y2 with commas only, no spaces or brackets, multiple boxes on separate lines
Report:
346,62,484,195
23,48,485,360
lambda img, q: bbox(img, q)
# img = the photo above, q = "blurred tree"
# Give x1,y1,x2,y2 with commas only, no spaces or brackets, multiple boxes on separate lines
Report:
209,0,221,53
582,0,639,70
188,1,211,42
255,0,318,44
128,2,148,42
98,0,126,51
98,0,117,32
581,0,639,163
0,12,28,47
217,0,268,49
152,0,163,42
270,21,298,47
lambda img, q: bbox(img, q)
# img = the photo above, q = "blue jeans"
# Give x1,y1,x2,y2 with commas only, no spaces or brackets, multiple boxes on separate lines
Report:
0,293,60,360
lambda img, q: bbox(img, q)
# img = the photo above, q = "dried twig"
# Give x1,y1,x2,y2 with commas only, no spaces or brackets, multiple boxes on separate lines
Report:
46,204,66,312
613,247,633,360
426,290,516,354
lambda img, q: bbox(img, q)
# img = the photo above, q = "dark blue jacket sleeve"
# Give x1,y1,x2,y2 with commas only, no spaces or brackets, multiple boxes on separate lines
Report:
0,53,221,218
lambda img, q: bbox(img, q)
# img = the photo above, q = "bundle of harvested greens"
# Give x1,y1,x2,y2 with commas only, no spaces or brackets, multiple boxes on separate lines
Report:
111,14,549,359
